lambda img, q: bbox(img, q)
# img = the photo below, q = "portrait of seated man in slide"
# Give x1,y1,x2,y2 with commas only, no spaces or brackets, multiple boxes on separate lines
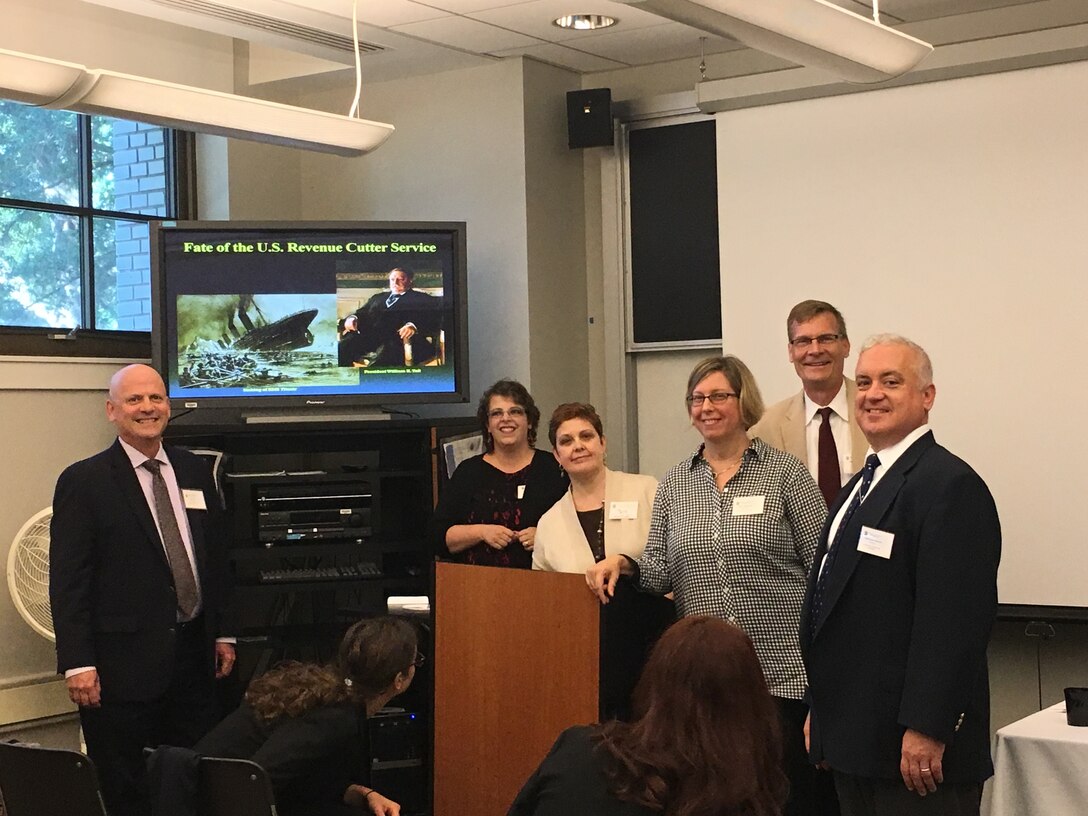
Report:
338,267,442,368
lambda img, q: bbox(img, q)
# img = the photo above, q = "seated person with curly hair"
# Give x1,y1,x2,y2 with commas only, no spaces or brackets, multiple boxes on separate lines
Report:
195,617,419,816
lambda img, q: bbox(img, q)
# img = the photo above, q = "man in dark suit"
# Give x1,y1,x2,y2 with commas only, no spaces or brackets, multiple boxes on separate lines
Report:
800,335,1000,816
50,364,235,816
338,266,441,367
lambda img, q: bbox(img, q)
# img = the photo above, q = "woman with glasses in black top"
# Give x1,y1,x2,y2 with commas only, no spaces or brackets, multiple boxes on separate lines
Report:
434,379,567,569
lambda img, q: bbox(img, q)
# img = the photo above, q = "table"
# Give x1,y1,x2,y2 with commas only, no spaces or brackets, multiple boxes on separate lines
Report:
990,702,1088,815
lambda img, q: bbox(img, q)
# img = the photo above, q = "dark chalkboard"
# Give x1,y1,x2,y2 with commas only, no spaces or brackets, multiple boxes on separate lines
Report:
628,120,720,345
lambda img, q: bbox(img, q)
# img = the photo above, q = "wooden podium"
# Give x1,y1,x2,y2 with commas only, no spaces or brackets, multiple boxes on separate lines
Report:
432,562,673,816
433,562,599,816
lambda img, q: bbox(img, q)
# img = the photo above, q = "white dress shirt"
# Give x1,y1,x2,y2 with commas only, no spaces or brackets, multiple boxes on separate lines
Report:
819,424,932,578
118,437,203,605
803,386,854,487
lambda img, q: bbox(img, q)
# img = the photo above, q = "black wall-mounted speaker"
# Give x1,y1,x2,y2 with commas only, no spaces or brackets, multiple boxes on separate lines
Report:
566,88,613,149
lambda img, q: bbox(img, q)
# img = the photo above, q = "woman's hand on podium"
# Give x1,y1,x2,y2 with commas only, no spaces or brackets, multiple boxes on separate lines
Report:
586,554,632,604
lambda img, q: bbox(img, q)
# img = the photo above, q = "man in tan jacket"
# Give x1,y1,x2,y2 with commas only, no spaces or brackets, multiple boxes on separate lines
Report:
749,300,866,508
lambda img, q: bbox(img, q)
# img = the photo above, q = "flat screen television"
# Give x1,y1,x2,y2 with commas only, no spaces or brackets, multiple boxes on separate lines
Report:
150,221,469,417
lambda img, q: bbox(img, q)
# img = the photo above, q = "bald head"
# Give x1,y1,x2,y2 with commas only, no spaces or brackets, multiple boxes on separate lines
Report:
108,364,162,399
106,364,171,457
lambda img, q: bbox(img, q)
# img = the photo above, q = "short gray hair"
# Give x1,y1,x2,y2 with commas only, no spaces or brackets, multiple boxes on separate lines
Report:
859,334,933,387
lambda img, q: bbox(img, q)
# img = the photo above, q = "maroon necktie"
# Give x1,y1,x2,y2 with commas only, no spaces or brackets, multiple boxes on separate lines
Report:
817,407,842,507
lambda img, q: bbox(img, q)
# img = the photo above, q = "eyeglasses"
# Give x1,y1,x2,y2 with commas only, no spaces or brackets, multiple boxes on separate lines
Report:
686,391,738,407
413,652,426,668
789,333,843,349
488,407,526,420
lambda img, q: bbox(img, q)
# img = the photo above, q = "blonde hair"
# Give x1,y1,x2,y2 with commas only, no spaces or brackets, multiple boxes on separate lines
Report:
685,355,765,430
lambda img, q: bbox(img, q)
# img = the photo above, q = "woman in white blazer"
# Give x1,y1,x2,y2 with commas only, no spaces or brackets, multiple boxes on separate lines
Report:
533,403,658,574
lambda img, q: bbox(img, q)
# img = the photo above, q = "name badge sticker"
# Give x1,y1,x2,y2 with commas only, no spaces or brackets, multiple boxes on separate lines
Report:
857,526,895,559
732,495,766,516
517,484,526,500
609,501,638,520
182,489,207,511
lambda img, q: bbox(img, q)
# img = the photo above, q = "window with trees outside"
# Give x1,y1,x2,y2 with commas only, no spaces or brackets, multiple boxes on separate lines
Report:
0,99,190,356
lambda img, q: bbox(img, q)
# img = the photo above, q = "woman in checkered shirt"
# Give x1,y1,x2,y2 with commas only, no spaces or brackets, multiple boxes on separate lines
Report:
587,354,829,816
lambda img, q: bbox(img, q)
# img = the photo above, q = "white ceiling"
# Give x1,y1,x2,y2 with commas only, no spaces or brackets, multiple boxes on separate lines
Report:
80,0,1087,83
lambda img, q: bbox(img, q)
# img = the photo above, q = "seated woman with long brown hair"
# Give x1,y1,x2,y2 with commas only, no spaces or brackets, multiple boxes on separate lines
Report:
195,616,419,816
508,615,787,816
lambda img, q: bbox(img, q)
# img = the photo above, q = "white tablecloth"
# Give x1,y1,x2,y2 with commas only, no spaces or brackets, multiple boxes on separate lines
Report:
990,702,1088,816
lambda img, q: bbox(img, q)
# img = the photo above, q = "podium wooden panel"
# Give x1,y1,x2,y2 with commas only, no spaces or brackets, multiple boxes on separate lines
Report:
433,562,599,816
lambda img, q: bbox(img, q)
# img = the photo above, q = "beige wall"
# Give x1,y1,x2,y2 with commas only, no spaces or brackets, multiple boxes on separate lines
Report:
0,363,120,725
523,59,590,418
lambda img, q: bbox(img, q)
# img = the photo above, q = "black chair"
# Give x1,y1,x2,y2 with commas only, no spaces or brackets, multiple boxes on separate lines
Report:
0,741,107,816
197,757,276,816
147,747,277,816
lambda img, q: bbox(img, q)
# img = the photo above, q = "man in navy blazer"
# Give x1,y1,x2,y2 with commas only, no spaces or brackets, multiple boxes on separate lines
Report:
50,364,235,816
800,336,1000,816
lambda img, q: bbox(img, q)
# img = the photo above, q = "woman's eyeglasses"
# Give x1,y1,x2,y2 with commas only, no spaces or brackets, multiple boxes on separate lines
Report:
685,391,737,407
488,407,526,420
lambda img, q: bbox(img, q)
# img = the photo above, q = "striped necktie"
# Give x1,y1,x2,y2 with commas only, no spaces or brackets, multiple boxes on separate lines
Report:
809,453,880,637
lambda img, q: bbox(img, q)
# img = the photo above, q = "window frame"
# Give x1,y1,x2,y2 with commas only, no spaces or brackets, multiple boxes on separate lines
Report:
0,111,195,359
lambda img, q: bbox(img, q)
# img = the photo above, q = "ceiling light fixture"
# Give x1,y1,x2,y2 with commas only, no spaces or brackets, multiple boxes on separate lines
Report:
611,0,933,84
553,14,618,31
0,48,394,156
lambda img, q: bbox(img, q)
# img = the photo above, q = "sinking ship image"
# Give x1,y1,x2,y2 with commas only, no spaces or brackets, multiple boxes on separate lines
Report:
176,295,349,390
232,308,318,351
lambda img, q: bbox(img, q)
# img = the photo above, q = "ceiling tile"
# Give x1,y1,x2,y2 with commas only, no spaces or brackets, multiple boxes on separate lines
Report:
469,0,666,42
354,0,455,27
288,0,451,25
121,0,1078,80
574,20,741,65
490,41,629,71
874,0,1045,23
391,15,542,50
413,0,544,14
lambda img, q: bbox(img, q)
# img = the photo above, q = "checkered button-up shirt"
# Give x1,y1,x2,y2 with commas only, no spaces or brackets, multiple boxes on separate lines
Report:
638,437,827,699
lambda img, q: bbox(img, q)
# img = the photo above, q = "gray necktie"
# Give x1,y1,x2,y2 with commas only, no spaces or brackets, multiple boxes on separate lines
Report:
141,459,199,620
